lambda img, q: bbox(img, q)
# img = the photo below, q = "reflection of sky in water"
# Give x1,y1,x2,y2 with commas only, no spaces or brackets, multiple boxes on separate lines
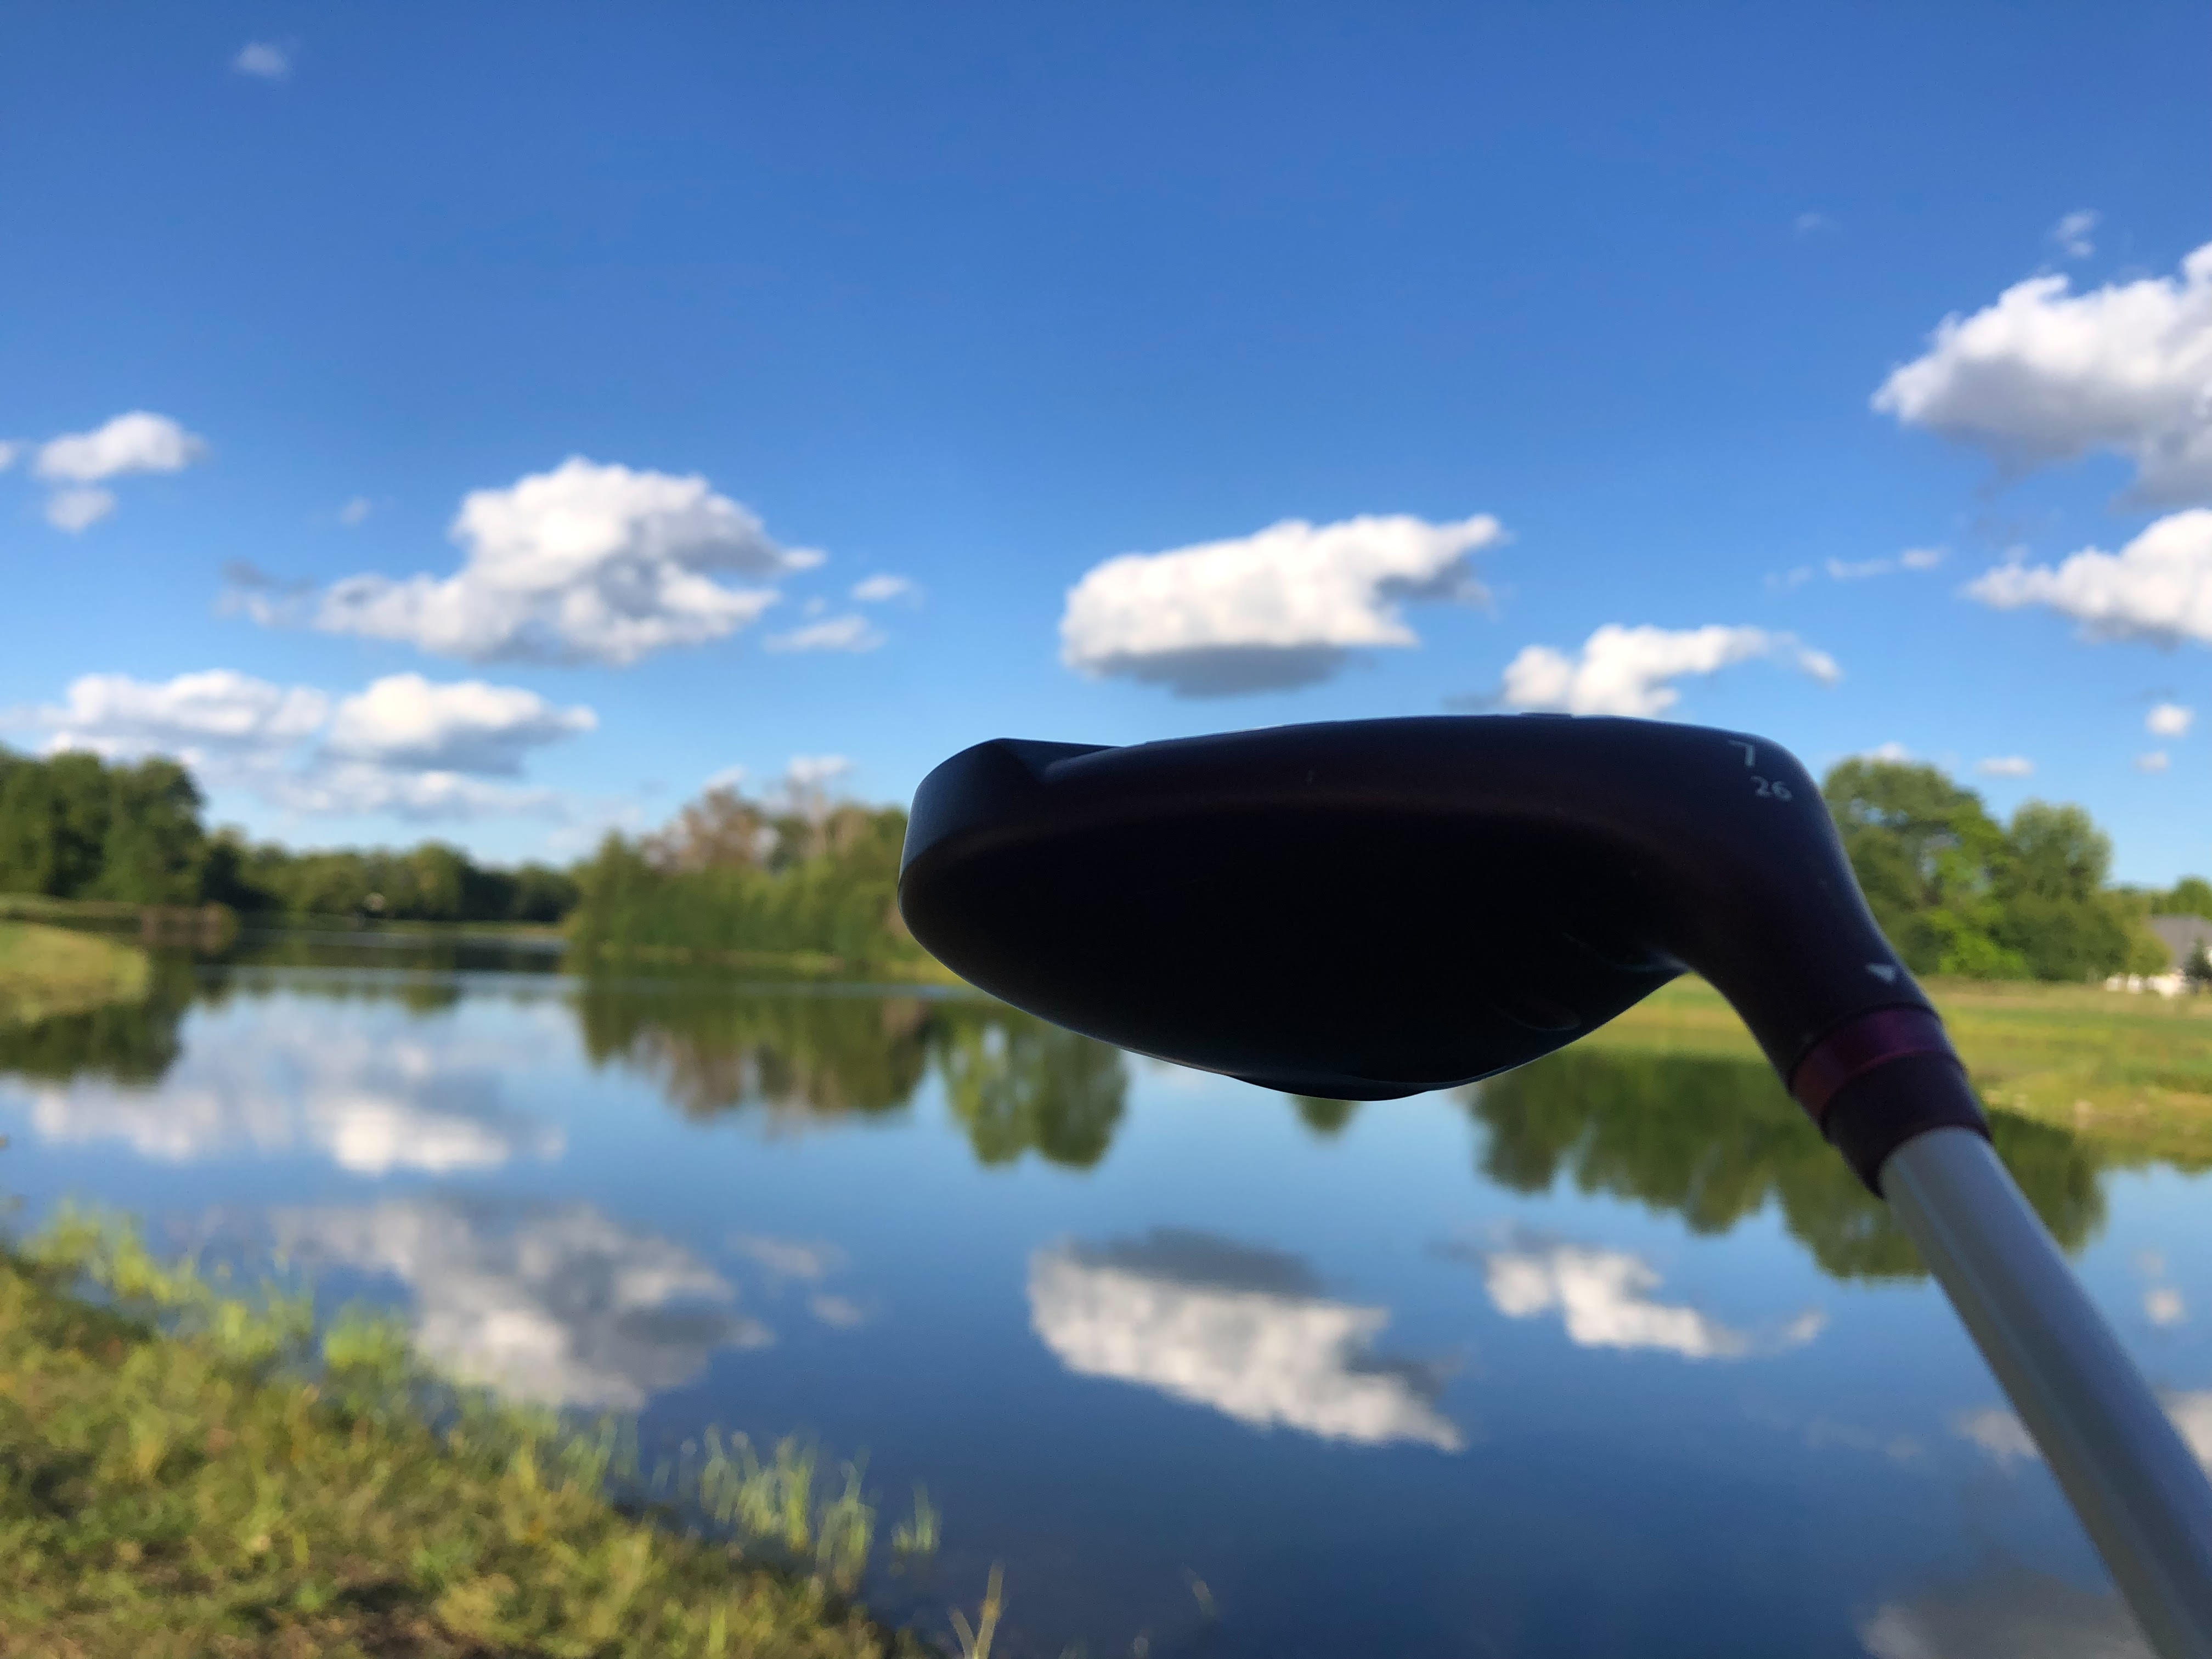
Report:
274,1195,769,1409
10,1000,565,1173
2,967,2210,1658
1028,1228,1463,1449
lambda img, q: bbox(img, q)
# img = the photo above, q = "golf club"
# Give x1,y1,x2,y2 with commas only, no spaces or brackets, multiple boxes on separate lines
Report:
898,714,2212,1659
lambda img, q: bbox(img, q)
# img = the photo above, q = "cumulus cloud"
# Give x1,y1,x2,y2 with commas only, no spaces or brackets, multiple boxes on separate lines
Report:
30,411,208,533
1860,741,1915,764
2149,701,2194,737
36,411,208,483
1829,548,1946,581
24,668,329,763
0,441,18,470
274,1196,766,1409
1060,512,1503,696
1500,624,1840,718
2139,751,2172,773
1873,241,2212,504
293,457,818,665
324,673,595,775
6,668,585,822
2147,1286,2186,1325
2050,209,2101,261
339,496,373,526
44,487,116,533
5,1002,566,1175
1976,756,2033,778
1480,1242,1823,1360
765,614,884,653
233,41,291,79
850,573,918,604
1029,1230,1463,1449
1966,510,2212,642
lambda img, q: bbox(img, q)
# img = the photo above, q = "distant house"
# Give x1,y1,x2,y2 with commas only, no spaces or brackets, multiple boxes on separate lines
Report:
2148,915,2212,972
2107,915,2212,996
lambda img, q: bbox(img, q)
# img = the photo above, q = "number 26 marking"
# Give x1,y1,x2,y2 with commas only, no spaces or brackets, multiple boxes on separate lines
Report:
1752,775,1792,800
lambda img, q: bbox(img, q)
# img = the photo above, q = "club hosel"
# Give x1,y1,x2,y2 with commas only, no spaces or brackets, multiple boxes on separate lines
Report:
1687,948,1993,1193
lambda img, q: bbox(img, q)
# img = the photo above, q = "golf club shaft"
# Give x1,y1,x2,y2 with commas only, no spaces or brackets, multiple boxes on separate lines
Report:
1883,1127,2212,1659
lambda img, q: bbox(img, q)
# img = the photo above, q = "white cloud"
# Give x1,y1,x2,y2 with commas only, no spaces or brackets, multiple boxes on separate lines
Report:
1956,1393,2212,1471
265,763,565,822
4,1002,566,1175
1482,1243,1823,1360
2050,209,2101,261
1060,512,1504,696
6,668,577,823
0,441,18,470
36,411,208,483
1874,241,2212,504
24,669,329,763
1500,624,1841,718
1795,211,1833,237
44,488,117,533
730,1235,844,1284
1861,741,1915,764
809,1293,866,1329
764,614,884,653
851,573,918,603
2149,701,2194,737
783,754,852,790
31,412,208,533
233,41,291,80
2138,750,2172,772
1967,509,2212,642
1029,1231,1463,1450
274,1197,767,1409
703,764,748,792
1976,755,2034,777
324,673,595,776
1826,548,1946,581
2146,1286,2186,1325
297,456,817,665
339,496,373,526
1953,1406,2041,1465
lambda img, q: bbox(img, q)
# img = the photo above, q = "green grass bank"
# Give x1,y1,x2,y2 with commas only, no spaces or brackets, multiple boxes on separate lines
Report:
0,1217,934,1659
1590,976,2212,1169
0,922,149,1030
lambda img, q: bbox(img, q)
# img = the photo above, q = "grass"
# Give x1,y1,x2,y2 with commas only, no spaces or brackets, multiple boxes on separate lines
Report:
0,1210,950,1658
1589,975,2212,1169
0,922,150,1030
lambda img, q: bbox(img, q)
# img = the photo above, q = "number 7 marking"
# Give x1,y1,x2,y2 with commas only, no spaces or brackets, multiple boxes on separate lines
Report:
1728,741,1757,768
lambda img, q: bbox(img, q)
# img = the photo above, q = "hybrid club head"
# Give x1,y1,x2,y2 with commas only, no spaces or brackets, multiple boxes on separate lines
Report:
897,716,1936,1105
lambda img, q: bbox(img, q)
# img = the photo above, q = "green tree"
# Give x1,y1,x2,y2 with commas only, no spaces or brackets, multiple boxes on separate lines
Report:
2153,876,2212,918
936,1011,1127,1169
1992,802,2134,981
1821,759,2019,976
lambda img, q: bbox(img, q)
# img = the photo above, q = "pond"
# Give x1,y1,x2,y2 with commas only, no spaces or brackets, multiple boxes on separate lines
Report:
2,939,2207,1658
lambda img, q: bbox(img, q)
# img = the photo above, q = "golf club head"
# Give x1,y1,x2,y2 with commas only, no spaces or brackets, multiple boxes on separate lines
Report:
898,715,1932,1102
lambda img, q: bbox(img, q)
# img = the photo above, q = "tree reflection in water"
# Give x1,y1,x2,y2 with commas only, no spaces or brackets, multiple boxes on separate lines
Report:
0,961,193,1085
577,986,936,1122
577,988,1126,1167
1467,1048,2104,1281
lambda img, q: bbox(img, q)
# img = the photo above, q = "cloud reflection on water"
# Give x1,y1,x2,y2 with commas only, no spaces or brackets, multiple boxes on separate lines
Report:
1028,1228,1463,1451
1859,1571,2151,1658
274,1195,768,1409
1455,1238,1825,1361
5,1006,562,1175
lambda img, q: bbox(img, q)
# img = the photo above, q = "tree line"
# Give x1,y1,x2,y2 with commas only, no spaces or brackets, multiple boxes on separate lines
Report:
0,748,575,924
8,741,2210,981
565,781,922,970
1823,757,2187,982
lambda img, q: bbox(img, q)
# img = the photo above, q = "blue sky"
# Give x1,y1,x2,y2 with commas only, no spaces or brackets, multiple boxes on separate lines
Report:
4,4,2210,878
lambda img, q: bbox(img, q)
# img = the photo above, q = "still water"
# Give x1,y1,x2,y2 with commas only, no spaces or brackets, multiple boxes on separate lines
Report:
3,940,2208,1657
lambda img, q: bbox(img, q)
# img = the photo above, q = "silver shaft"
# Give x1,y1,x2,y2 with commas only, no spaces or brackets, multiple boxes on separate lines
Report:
1883,1127,2212,1659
